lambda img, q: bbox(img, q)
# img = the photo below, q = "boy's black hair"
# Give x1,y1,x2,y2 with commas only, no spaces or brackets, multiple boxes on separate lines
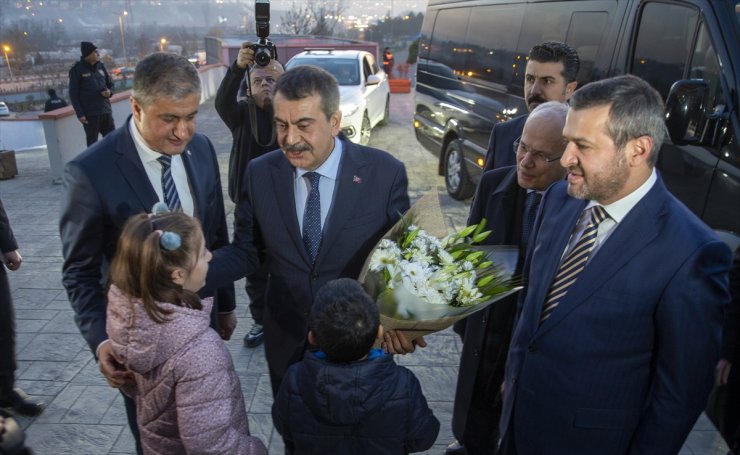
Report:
309,278,380,363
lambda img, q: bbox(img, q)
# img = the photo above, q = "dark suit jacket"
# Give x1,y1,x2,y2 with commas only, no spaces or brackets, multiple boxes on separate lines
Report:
482,115,527,172
0,197,19,377
60,117,235,354
501,176,732,454
208,137,410,393
451,166,526,444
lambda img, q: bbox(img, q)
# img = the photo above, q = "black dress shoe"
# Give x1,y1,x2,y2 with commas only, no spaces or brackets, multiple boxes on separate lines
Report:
445,439,466,455
0,389,44,417
243,323,264,348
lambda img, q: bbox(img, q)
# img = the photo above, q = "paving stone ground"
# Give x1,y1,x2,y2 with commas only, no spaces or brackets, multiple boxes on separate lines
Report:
0,92,727,454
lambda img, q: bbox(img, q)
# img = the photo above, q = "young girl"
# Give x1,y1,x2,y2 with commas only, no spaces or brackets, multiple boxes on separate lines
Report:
106,210,266,455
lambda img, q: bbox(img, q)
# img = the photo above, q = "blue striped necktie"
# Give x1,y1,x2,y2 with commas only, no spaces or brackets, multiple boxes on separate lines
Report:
302,172,322,263
157,155,182,211
540,205,608,323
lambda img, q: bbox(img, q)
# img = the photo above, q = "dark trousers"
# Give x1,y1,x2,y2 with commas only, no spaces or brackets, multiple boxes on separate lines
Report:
245,266,267,325
122,390,143,455
0,266,16,394
83,114,115,147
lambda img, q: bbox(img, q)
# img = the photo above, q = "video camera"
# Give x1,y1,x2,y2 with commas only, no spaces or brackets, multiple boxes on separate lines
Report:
251,0,277,67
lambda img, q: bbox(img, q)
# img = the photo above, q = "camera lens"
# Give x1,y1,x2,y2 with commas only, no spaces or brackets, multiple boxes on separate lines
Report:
254,47,272,66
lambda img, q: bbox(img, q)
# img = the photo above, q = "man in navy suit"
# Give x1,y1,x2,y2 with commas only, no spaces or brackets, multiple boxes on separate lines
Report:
449,102,568,454
499,75,732,454
207,65,411,395
482,42,579,172
60,53,235,454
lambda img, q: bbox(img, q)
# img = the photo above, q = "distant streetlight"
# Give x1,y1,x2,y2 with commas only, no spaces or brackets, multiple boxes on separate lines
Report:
2,45,12,79
118,11,128,63
159,37,167,53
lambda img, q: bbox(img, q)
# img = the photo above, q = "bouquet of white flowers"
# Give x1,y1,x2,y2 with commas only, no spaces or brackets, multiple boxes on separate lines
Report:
359,193,521,342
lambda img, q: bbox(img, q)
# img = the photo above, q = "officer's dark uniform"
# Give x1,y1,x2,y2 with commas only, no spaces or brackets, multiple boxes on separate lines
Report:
68,45,115,146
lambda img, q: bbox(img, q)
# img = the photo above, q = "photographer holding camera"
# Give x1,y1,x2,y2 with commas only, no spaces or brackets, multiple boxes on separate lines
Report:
215,41,284,348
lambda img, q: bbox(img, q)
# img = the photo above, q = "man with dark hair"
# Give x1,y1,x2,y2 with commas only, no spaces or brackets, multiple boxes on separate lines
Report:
61,52,235,455
215,42,285,349
207,64,412,397
44,88,68,113
482,41,579,172
272,278,439,454
448,102,568,455
499,75,731,454
68,41,115,146
383,47,395,77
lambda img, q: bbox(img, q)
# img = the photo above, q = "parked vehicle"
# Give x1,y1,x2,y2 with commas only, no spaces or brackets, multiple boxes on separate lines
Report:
286,49,391,145
0,101,10,117
414,0,740,247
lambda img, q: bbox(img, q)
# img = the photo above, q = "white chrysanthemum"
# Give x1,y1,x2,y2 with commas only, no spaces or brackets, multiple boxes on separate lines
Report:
369,244,401,272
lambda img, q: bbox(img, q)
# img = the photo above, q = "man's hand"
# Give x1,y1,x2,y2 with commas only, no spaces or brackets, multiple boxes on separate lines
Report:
98,342,133,388
382,330,427,354
101,89,112,98
78,116,88,124
2,250,22,271
218,312,237,340
236,42,255,70
715,358,732,386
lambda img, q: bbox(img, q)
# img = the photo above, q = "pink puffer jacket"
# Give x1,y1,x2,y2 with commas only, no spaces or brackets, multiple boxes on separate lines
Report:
106,285,266,455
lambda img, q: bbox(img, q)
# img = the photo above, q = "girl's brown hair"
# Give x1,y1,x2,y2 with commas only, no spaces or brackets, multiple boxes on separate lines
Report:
109,212,203,323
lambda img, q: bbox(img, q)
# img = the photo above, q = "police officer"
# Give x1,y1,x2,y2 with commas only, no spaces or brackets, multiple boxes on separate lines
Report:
68,41,115,146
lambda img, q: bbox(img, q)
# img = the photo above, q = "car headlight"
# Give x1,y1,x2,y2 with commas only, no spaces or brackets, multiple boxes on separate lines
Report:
340,102,360,118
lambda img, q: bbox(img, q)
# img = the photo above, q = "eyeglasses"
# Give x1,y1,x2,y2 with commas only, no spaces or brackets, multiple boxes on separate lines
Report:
513,137,562,164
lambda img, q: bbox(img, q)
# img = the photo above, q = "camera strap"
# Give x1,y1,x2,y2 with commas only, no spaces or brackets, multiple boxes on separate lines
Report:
247,97,276,148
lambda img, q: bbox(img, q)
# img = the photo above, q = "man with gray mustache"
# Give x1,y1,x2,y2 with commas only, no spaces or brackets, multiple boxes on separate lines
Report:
206,65,412,397
482,41,579,172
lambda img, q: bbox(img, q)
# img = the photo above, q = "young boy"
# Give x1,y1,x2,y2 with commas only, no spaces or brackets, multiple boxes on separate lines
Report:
272,278,440,454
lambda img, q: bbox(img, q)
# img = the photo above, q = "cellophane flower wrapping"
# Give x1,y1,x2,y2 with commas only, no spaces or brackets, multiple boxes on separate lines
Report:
358,192,521,343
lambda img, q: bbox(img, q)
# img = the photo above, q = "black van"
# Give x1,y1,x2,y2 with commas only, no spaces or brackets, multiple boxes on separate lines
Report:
413,0,740,248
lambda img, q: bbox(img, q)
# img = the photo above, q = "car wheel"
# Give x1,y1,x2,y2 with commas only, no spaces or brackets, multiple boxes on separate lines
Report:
379,95,390,126
444,139,475,200
360,111,372,145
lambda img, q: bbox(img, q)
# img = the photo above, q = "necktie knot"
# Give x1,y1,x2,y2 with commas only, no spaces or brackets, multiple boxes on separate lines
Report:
589,205,608,226
305,172,320,189
157,155,172,169
157,154,181,211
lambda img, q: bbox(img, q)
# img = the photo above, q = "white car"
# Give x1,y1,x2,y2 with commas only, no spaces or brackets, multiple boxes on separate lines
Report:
0,101,9,117
285,49,390,145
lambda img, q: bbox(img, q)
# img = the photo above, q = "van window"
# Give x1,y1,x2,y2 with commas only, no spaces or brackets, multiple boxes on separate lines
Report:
631,2,699,99
688,23,722,118
429,7,471,76
567,11,610,85
464,4,524,86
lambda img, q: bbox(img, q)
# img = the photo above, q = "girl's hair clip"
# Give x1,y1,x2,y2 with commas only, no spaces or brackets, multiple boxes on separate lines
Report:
151,202,171,216
155,229,182,251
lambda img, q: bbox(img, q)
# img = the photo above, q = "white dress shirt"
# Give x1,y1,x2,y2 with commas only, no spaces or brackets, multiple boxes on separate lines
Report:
563,168,657,261
294,136,343,234
129,118,195,216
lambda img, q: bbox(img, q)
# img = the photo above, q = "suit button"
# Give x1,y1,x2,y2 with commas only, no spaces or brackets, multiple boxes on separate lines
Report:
312,272,318,278
473,349,479,357
528,345,537,353
512,377,517,384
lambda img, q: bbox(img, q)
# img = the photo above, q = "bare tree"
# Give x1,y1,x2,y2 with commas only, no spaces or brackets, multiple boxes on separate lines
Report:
281,1,313,35
309,0,347,36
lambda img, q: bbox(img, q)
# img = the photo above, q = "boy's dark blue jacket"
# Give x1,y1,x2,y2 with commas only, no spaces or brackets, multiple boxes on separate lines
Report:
272,349,440,454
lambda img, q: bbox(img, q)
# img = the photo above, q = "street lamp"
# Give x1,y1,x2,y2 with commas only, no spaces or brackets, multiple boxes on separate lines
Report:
2,45,12,79
159,38,167,53
118,11,128,64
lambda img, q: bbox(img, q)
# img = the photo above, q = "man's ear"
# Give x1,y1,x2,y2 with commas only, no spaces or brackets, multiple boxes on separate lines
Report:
307,330,317,346
330,110,342,136
130,97,142,121
377,324,384,340
565,81,578,99
628,135,653,166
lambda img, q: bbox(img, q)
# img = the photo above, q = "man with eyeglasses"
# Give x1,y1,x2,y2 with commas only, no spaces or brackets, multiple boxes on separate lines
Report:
482,41,579,172
448,102,568,455
215,42,284,348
